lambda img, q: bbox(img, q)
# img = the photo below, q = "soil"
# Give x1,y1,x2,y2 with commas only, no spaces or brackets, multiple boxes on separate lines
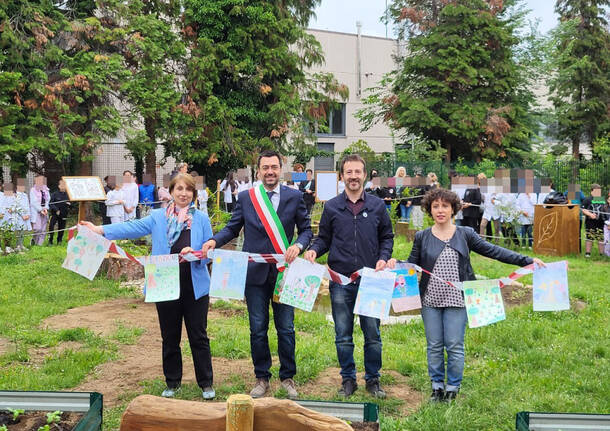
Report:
350,422,379,431
41,297,422,415
299,368,422,416
501,282,532,307
0,411,82,431
41,297,253,406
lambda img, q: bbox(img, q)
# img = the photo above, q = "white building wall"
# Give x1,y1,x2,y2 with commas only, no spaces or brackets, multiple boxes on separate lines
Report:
306,29,399,159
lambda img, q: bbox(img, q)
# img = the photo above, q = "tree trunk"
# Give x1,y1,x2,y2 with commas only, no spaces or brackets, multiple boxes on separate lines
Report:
120,395,353,431
77,160,95,219
144,117,158,185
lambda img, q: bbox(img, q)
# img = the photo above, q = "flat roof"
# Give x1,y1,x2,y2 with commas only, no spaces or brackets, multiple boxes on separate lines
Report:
307,27,396,42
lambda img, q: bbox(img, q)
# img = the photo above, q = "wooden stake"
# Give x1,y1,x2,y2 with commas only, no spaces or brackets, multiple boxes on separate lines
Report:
78,201,88,222
226,394,253,431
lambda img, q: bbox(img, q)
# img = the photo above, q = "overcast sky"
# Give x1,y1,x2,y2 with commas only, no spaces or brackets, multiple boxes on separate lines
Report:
310,0,557,38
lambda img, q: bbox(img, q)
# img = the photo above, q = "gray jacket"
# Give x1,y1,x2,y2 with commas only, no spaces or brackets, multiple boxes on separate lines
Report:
407,226,533,297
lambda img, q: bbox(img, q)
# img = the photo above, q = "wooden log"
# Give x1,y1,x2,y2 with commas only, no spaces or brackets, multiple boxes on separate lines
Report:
120,395,353,431
226,394,253,431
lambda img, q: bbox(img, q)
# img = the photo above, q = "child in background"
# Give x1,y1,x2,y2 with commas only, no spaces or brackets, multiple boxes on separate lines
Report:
602,191,610,257
158,174,172,208
517,192,536,248
106,181,125,224
29,175,50,246
48,179,71,245
15,180,31,250
581,184,606,257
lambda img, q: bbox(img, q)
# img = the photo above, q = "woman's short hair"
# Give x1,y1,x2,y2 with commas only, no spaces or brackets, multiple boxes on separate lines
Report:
422,188,462,216
169,173,198,203
395,166,406,177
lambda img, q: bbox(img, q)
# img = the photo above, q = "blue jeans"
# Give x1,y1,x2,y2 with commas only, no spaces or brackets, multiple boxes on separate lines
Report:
329,281,382,382
400,204,413,221
245,269,296,380
421,306,467,392
520,224,533,247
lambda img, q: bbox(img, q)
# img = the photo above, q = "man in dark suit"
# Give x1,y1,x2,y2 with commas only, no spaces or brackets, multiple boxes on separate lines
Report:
202,150,312,399
298,168,316,215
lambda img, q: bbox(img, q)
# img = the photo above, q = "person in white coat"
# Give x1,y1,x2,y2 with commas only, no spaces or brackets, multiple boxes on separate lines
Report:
517,192,537,248
480,191,500,243
121,170,139,221
29,175,50,246
105,182,125,224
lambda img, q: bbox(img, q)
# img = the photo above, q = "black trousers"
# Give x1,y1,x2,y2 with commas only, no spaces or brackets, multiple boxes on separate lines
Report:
462,216,479,232
48,213,66,244
155,287,213,389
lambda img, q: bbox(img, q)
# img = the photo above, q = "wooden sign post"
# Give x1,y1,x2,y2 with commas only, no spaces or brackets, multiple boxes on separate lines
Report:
62,176,107,222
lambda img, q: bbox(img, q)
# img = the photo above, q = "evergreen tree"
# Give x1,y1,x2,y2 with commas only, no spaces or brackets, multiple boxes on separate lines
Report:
548,0,610,159
361,0,538,162
173,0,347,170
0,0,127,178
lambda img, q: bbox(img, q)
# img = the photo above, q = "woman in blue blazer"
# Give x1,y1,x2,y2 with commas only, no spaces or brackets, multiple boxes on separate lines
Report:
80,173,215,400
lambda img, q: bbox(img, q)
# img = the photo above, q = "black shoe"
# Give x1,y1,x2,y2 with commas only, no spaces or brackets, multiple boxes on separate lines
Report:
430,388,445,402
338,378,358,397
444,390,459,402
365,378,386,399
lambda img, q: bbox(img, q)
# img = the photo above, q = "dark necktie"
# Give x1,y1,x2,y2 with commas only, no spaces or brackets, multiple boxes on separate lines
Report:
267,191,274,201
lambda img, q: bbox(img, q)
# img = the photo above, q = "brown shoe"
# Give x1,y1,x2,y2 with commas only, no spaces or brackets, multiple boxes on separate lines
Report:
250,378,270,398
281,378,298,400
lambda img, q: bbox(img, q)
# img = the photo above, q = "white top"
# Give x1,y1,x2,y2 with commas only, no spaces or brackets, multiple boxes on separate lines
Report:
0,194,30,230
197,188,209,207
454,187,466,221
219,179,236,204
106,189,125,218
517,193,537,225
496,193,518,223
121,182,139,221
482,192,499,221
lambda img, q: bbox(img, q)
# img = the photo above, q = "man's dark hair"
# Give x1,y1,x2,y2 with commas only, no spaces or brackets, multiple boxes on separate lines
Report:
123,170,133,176
306,168,313,174
340,154,367,175
257,150,283,168
422,188,462,216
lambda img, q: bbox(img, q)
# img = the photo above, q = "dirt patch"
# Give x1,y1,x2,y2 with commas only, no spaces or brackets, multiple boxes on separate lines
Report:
0,337,14,356
299,368,423,416
41,297,253,406
501,283,532,307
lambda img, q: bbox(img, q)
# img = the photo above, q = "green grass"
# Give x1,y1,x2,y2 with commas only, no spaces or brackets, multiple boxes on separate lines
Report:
0,245,137,391
1,239,608,430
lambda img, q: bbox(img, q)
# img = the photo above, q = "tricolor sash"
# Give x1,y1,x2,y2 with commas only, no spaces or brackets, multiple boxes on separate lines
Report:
249,185,289,253
249,184,291,301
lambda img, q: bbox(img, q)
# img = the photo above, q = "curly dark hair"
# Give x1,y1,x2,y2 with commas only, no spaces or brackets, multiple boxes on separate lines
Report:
422,188,462,217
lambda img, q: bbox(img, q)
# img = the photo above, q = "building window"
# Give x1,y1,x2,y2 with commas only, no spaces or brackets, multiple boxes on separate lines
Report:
305,103,346,136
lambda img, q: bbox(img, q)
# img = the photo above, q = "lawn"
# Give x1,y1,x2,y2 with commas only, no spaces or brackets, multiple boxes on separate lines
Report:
0,239,608,430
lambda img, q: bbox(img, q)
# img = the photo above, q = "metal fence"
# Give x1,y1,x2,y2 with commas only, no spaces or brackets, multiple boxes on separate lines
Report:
364,156,609,191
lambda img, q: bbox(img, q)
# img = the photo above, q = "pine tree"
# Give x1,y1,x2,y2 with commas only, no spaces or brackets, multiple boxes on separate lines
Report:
361,0,538,162
548,0,610,159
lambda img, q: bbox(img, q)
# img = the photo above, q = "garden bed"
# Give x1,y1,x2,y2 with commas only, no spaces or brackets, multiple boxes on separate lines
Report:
0,410,82,431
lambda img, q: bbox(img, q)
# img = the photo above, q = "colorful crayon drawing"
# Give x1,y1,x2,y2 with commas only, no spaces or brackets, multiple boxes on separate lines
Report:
354,268,396,320
463,279,505,328
533,261,569,311
391,265,421,312
62,225,111,281
138,254,180,302
279,258,326,312
209,249,249,300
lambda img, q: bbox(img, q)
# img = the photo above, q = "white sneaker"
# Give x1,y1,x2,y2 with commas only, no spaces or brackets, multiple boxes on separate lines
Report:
161,387,180,398
202,387,215,400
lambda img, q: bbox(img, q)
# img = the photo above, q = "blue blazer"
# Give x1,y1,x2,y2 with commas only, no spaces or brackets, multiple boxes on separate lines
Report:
213,185,312,286
103,208,213,299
